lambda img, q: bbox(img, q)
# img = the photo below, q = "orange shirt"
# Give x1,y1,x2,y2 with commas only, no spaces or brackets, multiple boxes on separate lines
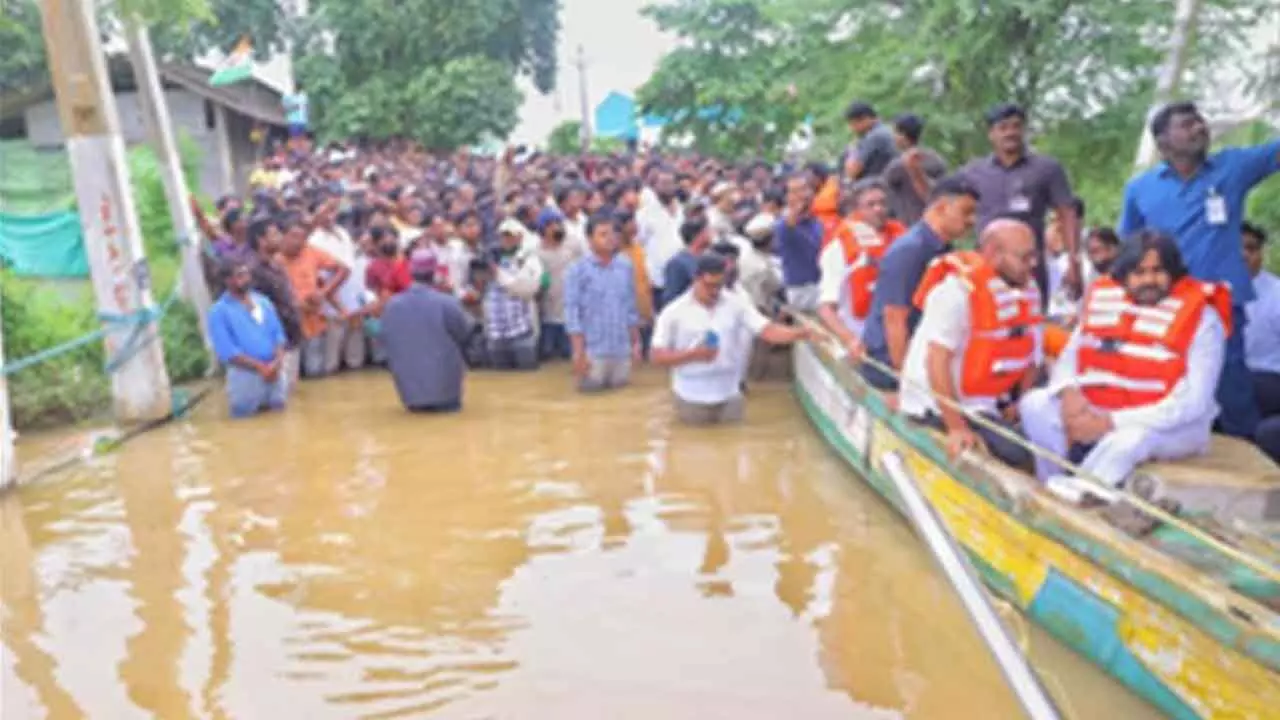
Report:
624,243,654,323
279,245,343,339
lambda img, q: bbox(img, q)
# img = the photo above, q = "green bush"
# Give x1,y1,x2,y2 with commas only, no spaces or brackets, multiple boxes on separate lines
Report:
2,134,210,430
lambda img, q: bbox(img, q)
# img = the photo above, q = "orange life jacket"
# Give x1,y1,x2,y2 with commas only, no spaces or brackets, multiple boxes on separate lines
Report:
912,251,1042,398
831,214,907,319
812,177,842,244
1076,276,1232,410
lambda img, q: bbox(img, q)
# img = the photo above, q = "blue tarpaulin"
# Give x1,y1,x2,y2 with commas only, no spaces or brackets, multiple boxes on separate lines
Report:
0,211,90,277
594,92,641,140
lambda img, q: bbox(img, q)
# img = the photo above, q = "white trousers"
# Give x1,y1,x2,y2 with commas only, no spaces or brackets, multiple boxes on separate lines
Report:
1018,387,1211,487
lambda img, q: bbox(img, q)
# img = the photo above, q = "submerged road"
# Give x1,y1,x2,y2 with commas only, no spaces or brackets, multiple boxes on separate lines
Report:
1,369,1160,719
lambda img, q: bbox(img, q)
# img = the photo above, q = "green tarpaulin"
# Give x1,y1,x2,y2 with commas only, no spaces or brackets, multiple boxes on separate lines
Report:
0,210,89,277
0,141,88,277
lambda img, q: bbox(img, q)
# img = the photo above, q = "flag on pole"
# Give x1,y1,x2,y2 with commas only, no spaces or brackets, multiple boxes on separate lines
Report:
209,36,254,87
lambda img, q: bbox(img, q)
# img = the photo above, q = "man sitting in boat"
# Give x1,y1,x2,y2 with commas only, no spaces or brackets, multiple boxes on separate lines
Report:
815,178,907,357
1043,226,1122,359
900,218,1041,468
1019,230,1230,490
856,175,981,393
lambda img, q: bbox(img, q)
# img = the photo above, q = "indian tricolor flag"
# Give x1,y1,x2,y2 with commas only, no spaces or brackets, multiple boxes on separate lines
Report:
209,36,254,87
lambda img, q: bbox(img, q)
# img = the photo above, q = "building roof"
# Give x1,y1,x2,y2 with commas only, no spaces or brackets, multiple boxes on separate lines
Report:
0,57,286,127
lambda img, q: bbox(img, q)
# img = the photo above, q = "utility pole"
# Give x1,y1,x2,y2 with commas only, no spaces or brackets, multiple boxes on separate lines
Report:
1133,0,1203,169
576,44,592,153
38,0,173,422
123,21,214,360
1,290,14,490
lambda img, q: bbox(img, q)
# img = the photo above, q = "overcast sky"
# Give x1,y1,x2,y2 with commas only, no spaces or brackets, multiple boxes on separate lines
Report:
511,0,676,143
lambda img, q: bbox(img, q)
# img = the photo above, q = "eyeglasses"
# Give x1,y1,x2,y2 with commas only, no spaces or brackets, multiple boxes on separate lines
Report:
1243,244,1261,253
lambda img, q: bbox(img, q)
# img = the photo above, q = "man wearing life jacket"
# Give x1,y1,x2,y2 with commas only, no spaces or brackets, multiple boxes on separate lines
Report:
900,218,1042,467
1019,230,1230,489
816,179,908,356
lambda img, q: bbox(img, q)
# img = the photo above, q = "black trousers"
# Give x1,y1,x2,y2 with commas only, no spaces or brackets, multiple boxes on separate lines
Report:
1253,371,1280,419
915,411,1034,472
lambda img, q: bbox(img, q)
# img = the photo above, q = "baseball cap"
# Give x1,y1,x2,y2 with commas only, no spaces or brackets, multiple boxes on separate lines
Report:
498,218,526,236
408,249,437,275
745,212,776,238
536,208,564,232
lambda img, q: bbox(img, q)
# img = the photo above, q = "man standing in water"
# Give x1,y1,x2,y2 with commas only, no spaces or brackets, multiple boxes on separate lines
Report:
380,251,475,413
207,261,290,419
651,254,809,425
564,215,642,393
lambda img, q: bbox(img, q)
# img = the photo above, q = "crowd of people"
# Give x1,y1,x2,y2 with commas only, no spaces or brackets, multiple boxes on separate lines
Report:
198,96,1280,498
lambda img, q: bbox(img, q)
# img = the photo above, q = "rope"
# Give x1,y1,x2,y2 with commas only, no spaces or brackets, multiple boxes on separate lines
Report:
2,233,197,379
790,311,1280,588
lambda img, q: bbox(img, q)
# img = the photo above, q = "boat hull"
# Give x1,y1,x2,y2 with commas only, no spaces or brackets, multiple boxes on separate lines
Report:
792,342,1280,719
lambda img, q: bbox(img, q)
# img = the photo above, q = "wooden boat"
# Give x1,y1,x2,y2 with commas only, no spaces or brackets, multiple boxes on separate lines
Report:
791,332,1280,719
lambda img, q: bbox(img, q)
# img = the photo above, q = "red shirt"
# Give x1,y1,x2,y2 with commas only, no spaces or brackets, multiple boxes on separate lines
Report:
366,257,412,297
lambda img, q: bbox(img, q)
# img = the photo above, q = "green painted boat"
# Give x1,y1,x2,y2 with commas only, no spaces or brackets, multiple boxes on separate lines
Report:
791,333,1280,719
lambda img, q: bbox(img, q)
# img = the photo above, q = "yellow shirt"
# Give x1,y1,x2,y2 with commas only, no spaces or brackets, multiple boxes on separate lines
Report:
624,244,653,324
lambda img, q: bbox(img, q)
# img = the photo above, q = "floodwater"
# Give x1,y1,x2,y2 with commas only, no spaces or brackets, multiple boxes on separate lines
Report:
1,369,1160,719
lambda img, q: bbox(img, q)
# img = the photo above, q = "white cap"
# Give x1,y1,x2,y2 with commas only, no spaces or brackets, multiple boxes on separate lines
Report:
710,181,735,199
745,212,776,238
498,218,526,236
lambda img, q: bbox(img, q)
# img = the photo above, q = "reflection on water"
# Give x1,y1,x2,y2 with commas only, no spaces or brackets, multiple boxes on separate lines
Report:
1,370,1159,719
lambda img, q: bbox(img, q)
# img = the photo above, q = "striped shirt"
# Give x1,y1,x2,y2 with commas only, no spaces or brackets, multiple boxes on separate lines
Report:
564,253,640,359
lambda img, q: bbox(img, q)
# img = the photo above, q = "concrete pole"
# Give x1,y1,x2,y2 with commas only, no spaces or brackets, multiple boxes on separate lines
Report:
38,0,173,422
0,290,15,490
576,45,592,153
123,21,214,360
1134,0,1202,169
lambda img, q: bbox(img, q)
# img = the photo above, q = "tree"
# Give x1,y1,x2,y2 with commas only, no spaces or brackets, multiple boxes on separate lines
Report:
295,0,561,147
0,0,282,94
0,0,49,93
639,0,1272,221
546,120,582,155
636,0,811,160
147,0,289,63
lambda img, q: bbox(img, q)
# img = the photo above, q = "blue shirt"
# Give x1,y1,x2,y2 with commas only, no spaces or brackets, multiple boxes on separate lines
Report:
860,221,948,362
774,216,823,286
208,291,286,365
564,253,640,359
1118,139,1279,304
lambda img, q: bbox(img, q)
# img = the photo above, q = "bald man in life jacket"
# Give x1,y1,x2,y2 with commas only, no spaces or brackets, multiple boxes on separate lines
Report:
900,218,1042,467
1019,230,1230,489
816,178,908,357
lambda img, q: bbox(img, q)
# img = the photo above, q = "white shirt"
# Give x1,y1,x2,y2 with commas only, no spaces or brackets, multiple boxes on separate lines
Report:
901,275,1043,418
438,238,476,297
1245,270,1280,374
637,196,684,288
653,290,770,404
308,225,361,316
817,231,867,338
562,209,589,255
1050,308,1225,432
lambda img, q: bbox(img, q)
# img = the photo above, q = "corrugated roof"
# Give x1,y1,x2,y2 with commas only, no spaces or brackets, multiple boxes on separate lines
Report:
0,58,285,127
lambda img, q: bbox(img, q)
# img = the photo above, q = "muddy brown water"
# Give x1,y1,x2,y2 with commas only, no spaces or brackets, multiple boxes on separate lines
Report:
2,369,1159,719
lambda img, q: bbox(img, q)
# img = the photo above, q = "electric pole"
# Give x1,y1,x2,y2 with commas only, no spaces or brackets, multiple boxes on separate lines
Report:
1134,0,1202,169
38,0,174,422
123,21,214,360
576,44,592,153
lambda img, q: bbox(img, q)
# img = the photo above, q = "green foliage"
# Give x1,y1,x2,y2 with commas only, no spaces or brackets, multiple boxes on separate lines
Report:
638,0,1273,226
295,0,560,146
637,0,809,160
146,0,286,63
0,0,47,93
1,138,209,430
547,120,582,155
